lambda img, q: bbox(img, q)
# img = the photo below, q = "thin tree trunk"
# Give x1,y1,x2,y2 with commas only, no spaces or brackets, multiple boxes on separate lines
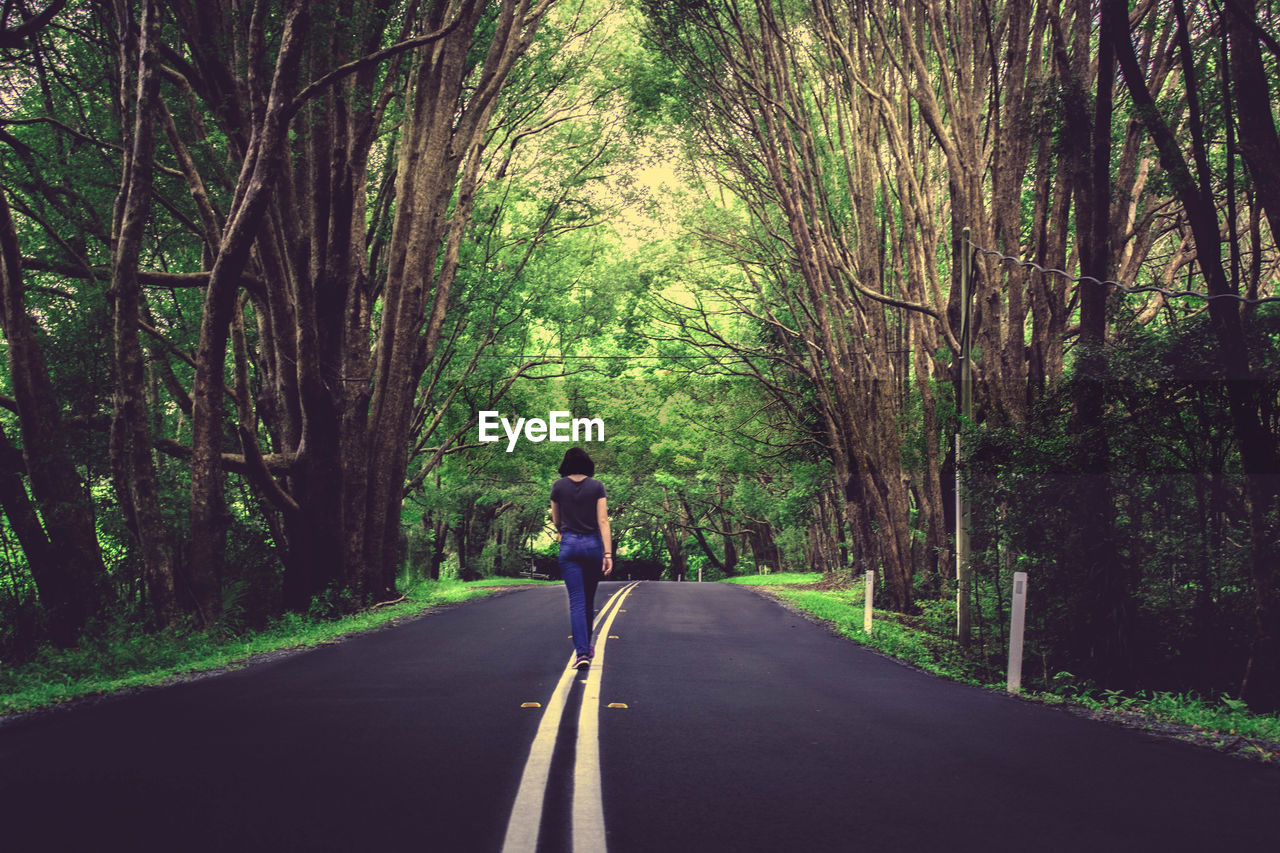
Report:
0,424,59,614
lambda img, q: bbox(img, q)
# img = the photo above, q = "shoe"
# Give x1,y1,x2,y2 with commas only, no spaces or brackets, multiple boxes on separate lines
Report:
574,654,590,669
588,645,595,659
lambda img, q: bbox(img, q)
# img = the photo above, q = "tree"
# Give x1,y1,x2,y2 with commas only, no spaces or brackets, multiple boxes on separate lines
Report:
0,188,108,646
1109,0,1280,709
109,0,179,624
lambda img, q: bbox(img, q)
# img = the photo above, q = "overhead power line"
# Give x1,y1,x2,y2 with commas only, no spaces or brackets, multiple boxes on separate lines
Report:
457,351,915,359
464,354,714,359
970,243,1280,305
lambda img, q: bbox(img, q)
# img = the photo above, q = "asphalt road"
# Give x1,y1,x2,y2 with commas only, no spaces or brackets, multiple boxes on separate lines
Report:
1,581,1277,852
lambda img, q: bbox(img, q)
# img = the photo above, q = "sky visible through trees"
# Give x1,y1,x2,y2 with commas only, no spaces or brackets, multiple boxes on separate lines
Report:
0,0,1278,711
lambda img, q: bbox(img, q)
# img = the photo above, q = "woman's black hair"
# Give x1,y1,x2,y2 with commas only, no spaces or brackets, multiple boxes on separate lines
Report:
558,446,595,477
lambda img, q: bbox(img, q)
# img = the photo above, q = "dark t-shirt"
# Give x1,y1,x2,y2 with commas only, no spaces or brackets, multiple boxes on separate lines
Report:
550,476,606,535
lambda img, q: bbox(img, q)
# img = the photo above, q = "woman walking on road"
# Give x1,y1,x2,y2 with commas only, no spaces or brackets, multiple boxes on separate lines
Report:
550,447,613,669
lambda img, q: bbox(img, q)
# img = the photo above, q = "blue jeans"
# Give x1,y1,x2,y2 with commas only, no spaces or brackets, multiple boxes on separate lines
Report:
559,531,603,656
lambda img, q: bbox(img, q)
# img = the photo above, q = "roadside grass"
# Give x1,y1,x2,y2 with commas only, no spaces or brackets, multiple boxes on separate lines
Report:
722,572,824,587
1045,688,1280,750
0,577,550,718
728,574,1280,755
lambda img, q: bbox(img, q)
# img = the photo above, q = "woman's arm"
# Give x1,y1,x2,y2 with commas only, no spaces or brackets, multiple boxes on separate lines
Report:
550,501,560,540
597,497,612,576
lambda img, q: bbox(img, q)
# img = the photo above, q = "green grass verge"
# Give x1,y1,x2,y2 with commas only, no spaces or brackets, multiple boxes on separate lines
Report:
1041,688,1280,749
731,576,1280,753
0,577,550,717
722,572,824,586
771,586,987,683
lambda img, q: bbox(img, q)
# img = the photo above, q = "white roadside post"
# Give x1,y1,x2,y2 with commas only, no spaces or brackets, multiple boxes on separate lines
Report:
1007,571,1029,693
864,571,875,634
955,227,974,648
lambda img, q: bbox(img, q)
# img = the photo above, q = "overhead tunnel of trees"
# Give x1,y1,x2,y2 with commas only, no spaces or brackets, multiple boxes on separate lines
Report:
0,0,1277,710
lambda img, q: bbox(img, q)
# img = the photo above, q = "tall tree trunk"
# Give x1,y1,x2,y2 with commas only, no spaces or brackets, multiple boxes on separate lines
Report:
1223,0,1280,709
680,493,726,573
1226,0,1280,240
426,510,447,581
0,188,108,647
745,519,781,574
663,523,687,581
188,1,310,624
722,531,738,576
1071,0,1128,682
110,0,178,624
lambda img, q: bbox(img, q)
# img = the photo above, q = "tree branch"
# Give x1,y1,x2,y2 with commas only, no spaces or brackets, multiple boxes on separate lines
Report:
0,0,65,48
284,6,472,119
22,256,265,297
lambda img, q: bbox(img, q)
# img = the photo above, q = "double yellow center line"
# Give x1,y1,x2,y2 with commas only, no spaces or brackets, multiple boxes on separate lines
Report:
501,581,639,853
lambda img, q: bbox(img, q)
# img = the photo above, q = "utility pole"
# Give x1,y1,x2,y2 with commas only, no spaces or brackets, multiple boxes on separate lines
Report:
956,227,974,646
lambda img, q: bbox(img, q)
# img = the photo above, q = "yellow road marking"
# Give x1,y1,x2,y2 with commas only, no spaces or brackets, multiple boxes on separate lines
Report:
502,581,638,853
573,582,637,852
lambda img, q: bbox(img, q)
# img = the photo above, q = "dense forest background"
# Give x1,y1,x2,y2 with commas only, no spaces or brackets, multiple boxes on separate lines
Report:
0,0,1277,709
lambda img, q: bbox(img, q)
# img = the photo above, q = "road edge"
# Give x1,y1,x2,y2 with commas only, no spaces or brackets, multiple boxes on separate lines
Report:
0,584,534,729
740,584,1280,768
